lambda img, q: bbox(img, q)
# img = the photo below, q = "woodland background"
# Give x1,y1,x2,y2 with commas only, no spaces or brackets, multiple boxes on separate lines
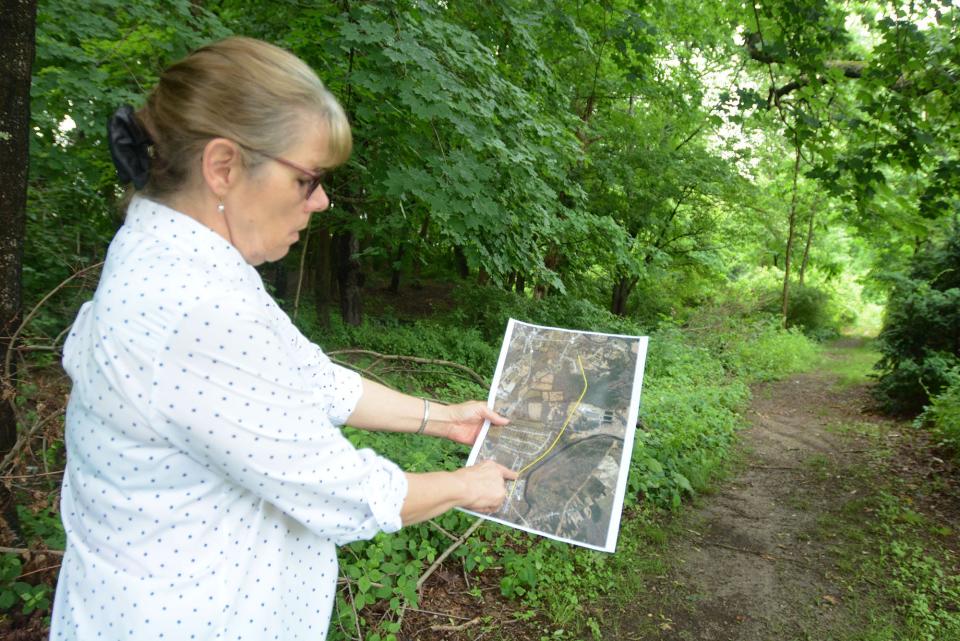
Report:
0,1,958,639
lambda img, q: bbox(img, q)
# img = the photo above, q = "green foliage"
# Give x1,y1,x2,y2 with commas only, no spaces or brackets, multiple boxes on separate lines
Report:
19,0,960,637
875,232,960,414
727,321,822,381
783,283,843,339
16,504,67,551
0,555,53,617
26,0,229,333
295,299,819,639
873,493,960,641
917,368,960,460
449,283,644,345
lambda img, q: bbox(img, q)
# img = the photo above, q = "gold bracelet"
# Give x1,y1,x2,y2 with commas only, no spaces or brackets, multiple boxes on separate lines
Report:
417,398,430,435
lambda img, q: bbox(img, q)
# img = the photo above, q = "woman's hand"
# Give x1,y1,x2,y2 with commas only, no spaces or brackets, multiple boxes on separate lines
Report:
437,401,509,446
454,460,519,513
401,460,518,524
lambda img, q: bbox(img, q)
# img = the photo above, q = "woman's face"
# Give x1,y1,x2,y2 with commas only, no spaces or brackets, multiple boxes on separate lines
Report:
225,118,332,266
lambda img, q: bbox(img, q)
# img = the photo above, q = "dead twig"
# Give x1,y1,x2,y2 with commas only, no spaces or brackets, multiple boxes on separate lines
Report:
750,465,800,471
329,357,393,388
699,540,807,567
429,616,482,631
0,407,66,476
16,563,61,579
292,215,312,321
4,261,104,399
0,546,64,557
0,469,64,480
343,576,363,641
426,519,457,541
402,606,474,621
417,517,484,591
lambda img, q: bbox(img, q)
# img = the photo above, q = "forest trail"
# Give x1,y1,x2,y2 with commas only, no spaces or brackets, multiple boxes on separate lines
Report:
603,339,925,641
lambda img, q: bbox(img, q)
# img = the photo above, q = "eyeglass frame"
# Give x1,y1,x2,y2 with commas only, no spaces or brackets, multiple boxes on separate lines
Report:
234,141,326,201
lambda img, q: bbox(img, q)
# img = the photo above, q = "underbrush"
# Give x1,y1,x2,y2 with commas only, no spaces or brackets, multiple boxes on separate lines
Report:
0,289,820,640
917,368,960,460
290,296,821,640
872,493,960,640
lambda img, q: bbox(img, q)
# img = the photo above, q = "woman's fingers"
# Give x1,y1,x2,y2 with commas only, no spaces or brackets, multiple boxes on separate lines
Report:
458,460,518,512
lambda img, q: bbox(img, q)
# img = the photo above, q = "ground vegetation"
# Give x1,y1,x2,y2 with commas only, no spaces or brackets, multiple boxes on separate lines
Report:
1,0,958,638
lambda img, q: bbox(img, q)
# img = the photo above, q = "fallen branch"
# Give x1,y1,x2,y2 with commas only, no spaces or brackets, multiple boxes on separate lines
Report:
328,349,487,386
426,518,457,541
344,579,364,641
429,616,482,631
0,546,64,557
0,469,64,480
329,357,393,388
17,563,61,579
417,517,484,591
402,606,474,622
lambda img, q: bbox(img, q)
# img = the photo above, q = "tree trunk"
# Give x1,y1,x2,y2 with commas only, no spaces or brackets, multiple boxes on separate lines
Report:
611,276,638,316
388,244,404,294
312,225,333,329
798,208,815,286
781,142,802,328
0,0,38,541
454,246,469,279
413,213,429,280
534,247,561,300
514,273,525,295
336,231,363,326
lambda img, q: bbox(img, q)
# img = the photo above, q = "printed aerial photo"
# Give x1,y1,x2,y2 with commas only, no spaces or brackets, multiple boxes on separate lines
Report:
476,321,644,549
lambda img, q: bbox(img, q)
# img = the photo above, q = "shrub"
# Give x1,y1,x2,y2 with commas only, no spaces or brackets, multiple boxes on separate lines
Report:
728,321,821,381
450,283,644,343
785,284,843,339
875,232,960,414
918,368,960,459
761,283,842,339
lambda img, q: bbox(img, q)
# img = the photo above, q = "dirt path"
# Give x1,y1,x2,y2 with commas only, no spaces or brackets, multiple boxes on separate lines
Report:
605,341,907,640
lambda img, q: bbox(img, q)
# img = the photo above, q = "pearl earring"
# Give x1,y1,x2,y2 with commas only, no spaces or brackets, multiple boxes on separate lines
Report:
217,201,225,214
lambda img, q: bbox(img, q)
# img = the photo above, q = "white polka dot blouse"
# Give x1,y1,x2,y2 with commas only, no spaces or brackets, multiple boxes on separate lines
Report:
50,196,408,640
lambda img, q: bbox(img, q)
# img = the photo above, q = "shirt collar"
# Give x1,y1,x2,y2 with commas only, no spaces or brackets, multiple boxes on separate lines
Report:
124,196,260,288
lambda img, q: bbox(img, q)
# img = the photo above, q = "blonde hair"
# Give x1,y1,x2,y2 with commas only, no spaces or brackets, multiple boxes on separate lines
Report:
136,37,351,198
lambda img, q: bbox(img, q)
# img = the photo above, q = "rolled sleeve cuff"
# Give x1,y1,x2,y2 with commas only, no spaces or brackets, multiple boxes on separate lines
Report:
333,450,408,545
326,364,363,426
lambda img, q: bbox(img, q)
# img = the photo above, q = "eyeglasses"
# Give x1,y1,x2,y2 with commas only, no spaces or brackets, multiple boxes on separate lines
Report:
238,143,325,200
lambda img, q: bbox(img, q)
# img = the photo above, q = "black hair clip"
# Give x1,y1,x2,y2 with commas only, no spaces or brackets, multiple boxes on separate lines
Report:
107,105,152,189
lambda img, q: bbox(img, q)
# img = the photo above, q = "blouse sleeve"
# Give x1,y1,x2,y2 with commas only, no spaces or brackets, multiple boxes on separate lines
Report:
148,294,408,545
284,318,362,426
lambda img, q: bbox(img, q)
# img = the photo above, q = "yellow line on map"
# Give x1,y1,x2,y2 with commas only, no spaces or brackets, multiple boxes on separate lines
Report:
506,354,588,506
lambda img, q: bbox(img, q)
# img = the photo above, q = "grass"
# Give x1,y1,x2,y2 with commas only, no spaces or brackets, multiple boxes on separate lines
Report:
820,337,882,390
806,419,960,641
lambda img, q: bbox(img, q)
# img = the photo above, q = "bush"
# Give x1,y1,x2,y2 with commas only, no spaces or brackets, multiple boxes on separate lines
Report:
785,284,843,339
448,283,644,343
918,368,960,458
633,327,749,508
875,232,960,415
761,283,842,339
291,291,821,640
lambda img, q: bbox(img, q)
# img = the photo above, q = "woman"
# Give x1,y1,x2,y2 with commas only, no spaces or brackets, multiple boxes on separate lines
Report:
51,36,516,640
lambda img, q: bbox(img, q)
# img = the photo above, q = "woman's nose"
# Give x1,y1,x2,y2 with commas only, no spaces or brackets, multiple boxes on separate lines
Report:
307,184,330,212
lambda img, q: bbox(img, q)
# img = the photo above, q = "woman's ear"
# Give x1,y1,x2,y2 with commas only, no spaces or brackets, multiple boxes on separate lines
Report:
201,138,243,198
